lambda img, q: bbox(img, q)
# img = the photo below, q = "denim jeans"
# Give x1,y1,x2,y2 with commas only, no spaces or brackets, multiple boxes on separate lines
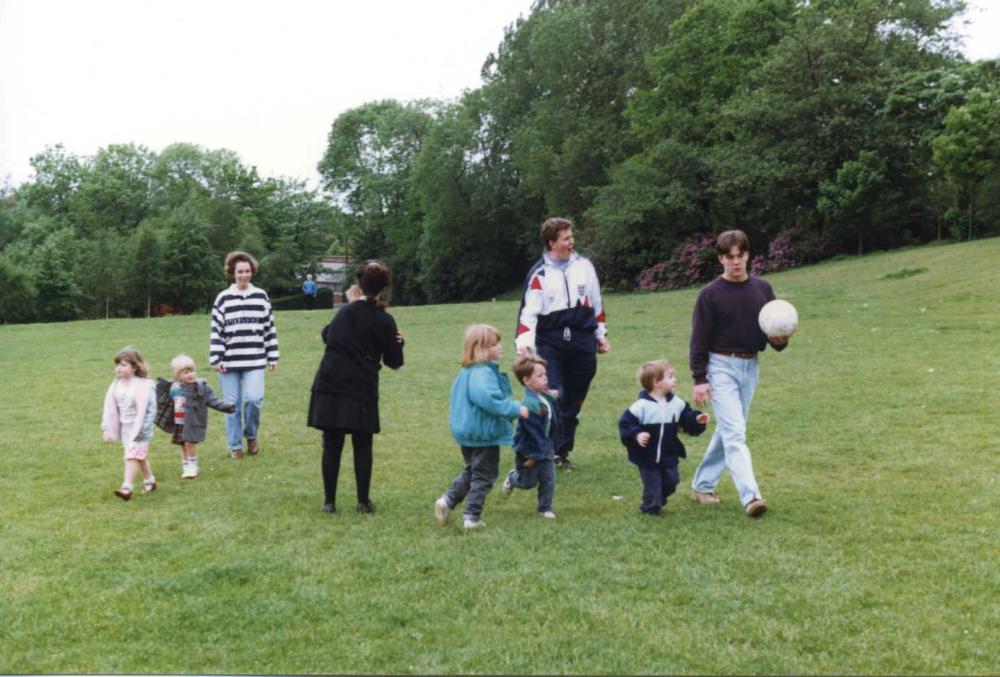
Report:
691,353,762,506
218,368,265,451
506,455,555,512
443,446,499,521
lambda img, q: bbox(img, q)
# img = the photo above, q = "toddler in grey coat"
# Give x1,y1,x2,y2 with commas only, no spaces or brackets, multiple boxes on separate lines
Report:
156,354,235,479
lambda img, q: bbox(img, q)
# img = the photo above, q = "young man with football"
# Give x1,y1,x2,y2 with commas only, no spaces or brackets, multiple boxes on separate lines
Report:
688,230,791,518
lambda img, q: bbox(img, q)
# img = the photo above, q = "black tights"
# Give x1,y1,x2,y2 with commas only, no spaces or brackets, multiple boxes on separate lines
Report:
322,428,373,507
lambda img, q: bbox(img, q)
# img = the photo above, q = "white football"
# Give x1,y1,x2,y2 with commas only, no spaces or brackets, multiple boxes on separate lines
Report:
758,299,798,338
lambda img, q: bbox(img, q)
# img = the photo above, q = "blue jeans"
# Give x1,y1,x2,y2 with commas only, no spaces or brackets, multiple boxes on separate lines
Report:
218,368,265,452
506,455,555,512
691,353,762,507
443,446,499,521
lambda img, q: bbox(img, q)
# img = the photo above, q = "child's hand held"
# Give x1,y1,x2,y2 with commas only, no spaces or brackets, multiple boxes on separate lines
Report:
636,431,651,447
102,431,113,443
519,406,530,419
697,413,710,425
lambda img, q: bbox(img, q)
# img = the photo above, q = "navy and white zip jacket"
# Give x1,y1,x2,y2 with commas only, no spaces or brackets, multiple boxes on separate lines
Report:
512,389,558,461
210,283,279,371
618,391,706,466
515,251,607,353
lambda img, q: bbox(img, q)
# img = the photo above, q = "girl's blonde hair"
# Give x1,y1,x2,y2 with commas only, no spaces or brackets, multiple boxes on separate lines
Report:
637,359,672,392
461,324,501,367
170,354,196,380
114,346,149,378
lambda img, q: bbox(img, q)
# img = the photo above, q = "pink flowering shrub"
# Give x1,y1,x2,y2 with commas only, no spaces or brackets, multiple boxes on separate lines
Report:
637,234,718,291
752,228,824,274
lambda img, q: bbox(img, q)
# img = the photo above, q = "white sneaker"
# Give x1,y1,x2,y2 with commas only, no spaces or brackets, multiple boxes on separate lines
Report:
539,511,556,519
189,459,199,479
501,474,514,497
181,460,194,479
463,518,485,529
434,497,451,525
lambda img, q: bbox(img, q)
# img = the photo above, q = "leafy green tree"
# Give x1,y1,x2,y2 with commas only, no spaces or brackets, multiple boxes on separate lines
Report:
0,257,37,324
318,100,434,303
130,223,166,317
413,93,527,301
818,151,891,254
932,86,1000,240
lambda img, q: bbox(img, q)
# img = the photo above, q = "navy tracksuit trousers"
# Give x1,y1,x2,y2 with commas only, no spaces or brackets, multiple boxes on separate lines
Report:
536,330,597,459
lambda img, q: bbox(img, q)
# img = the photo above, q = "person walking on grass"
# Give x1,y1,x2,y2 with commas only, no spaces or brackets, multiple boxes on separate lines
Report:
688,230,790,518
619,359,709,516
210,251,279,460
501,354,560,519
514,217,609,470
155,354,235,480
434,324,529,530
101,347,157,501
308,260,404,515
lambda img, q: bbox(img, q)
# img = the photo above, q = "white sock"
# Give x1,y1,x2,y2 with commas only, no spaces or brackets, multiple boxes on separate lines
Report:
144,476,156,486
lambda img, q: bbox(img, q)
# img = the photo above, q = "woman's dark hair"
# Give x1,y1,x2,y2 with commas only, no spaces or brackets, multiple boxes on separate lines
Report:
356,259,391,307
224,250,259,277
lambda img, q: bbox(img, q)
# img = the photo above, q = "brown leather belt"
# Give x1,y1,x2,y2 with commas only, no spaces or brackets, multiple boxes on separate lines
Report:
712,351,756,359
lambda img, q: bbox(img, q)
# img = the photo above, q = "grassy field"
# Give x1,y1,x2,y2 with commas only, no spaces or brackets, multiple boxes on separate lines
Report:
1,238,998,674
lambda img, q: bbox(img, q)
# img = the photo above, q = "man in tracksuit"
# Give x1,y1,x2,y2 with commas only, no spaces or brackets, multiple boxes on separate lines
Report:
515,217,609,469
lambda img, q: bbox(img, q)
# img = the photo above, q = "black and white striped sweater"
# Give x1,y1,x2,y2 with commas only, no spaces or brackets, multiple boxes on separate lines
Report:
209,284,279,371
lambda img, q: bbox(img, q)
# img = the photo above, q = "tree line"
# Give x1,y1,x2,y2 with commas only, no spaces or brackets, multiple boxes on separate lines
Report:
2,0,998,322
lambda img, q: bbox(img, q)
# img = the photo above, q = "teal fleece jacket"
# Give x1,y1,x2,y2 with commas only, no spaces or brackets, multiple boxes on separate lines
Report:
449,362,523,447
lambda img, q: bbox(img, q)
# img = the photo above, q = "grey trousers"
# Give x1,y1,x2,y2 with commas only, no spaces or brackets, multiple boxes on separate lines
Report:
443,445,499,521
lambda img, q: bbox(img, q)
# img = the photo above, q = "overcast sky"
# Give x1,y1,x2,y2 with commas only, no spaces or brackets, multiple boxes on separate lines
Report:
1,0,997,190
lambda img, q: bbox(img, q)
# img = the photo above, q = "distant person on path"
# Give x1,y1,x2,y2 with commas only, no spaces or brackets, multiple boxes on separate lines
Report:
210,251,279,460
618,359,708,516
688,230,790,518
302,273,318,311
154,354,235,480
515,217,609,470
434,324,529,529
307,260,404,515
500,354,560,519
101,346,158,501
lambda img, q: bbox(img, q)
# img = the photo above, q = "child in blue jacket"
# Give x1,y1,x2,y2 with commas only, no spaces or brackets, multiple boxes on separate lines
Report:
434,324,529,529
619,359,709,515
501,354,561,518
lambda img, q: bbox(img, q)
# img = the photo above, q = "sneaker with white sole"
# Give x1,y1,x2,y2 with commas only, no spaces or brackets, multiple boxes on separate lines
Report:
434,497,452,525
181,461,195,479
539,511,556,519
502,473,514,497
463,518,485,529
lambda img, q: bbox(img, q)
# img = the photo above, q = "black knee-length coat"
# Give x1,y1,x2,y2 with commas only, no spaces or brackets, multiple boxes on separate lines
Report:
307,299,404,433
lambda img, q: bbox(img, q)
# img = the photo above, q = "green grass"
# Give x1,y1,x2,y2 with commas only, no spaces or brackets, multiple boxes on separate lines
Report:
1,238,998,674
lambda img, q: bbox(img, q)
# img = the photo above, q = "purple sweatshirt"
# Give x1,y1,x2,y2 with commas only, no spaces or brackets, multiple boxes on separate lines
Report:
689,275,785,384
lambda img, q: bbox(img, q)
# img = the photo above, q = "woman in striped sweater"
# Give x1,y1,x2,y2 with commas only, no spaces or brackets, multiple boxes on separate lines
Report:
210,251,279,459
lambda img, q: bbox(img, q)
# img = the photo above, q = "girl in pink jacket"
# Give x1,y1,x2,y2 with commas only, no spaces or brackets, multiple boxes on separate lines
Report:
101,347,158,500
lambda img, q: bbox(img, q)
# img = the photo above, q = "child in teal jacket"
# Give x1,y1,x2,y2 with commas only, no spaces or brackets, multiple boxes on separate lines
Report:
435,324,528,529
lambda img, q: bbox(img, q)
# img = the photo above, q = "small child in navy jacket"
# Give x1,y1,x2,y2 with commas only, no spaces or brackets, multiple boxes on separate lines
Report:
619,359,709,515
501,354,560,518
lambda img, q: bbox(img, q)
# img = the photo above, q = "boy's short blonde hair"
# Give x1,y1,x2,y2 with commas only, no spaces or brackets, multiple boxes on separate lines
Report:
461,324,501,367
170,354,196,380
637,359,672,392
512,354,546,385
114,346,149,378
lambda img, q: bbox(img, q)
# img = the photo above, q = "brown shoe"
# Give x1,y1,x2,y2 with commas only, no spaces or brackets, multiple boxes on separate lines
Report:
229,449,244,460
745,498,768,518
246,439,258,456
114,487,133,501
691,491,720,505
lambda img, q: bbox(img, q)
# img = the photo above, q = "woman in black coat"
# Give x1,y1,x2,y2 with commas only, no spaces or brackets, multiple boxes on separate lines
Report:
308,259,404,514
